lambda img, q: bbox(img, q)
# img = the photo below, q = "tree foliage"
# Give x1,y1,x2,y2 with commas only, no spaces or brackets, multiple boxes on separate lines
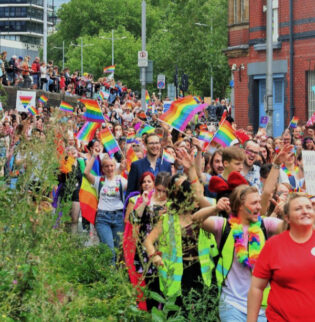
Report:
48,0,230,98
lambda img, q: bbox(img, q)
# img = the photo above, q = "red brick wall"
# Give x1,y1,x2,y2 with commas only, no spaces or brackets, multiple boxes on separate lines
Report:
227,0,315,129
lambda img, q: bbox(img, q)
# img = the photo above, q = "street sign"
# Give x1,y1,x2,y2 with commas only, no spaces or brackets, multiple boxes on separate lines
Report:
138,50,148,67
157,74,165,89
167,83,176,101
139,60,153,83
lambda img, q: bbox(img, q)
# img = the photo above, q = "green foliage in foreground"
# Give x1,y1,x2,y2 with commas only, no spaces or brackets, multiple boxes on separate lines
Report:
0,119,219,321
0,123,148,321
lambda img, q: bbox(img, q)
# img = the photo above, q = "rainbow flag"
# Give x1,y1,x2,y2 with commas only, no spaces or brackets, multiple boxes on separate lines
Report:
98,90,110,101
199,130,213,143
212,120,237,147
126,131,136,144
162,149,175,164
289,116,299,129
38,95,48,105
78,157,101,224
145,90,150,104
134,122,142,132
60,101,74,113
76,122,100,142
28,106,38,116
219,110,228,125
126,146,139,172
137,124,155,137
20,95,32,108
80,99,104,123
160,96,207,132
103,65,115,73
99,127,120,157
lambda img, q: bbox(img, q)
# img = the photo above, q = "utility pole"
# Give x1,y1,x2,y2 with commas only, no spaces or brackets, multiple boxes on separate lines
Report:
43,0,47,63
111,29,114,65
141,0,146,111
53,40,65,70
265,0,273,136
70,39,93,75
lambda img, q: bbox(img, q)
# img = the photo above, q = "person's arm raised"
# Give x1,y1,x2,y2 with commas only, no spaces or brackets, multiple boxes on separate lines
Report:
192,197,231,224
260,144,294,215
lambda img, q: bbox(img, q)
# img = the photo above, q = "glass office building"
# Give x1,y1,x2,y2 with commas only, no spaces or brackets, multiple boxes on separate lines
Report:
0,0,55,46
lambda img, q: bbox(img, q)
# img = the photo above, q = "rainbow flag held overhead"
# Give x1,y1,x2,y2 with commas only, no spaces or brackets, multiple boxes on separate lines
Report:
212,120,237,147
198,130,213,143
145,90,150,104
76,122,100,142
103,65,115,74
60,101,74,113
137,124,155,137
28,106,38,116
162,149,175,164
80,99,104,123
98,90,110,101
38,95,48,105
19,95,33,108
134,122,142,132
99,127,120,157
160,96,207,132
126,130,136,144
126,146,139,172
289,116,299,129
78,157,101,224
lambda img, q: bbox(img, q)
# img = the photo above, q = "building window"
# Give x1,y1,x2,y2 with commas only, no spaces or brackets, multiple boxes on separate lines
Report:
229,0,249,25
308,71,315,118
272,0,279,42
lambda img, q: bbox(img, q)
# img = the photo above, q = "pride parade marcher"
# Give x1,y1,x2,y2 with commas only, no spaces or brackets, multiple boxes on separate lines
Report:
143,148,212,313
247,193,315,322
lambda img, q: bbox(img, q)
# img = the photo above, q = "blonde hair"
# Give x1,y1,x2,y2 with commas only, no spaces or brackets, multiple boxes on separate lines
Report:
230,185,259,214
101,154,116,167
283,193,311,216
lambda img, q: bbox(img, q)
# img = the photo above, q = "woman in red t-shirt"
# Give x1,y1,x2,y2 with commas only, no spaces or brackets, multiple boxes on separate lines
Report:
247,193,315,322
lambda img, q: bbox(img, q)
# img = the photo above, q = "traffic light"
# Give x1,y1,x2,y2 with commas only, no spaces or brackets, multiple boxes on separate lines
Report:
180,74,189,92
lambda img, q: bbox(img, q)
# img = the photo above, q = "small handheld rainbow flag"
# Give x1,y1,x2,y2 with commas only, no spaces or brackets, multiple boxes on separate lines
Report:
126,130,136,144
60,101,74,113
198,130,213,143
76,122,100,142
20,96,33,108
99,127,120,157
162,149,175,164
212,120,237,147
126,146,139,172
38,95,48,105
80,99,104,123
98,90,110,101
145,90,150,104
28,106,38,116
137,124,155,137
103,65,115,74
160,96,207,132
289,116,299,129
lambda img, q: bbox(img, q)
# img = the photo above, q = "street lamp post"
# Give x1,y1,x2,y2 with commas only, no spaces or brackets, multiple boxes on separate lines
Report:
53,40,65,70
100,30,127,66
70,39,93,75
195,22,213,99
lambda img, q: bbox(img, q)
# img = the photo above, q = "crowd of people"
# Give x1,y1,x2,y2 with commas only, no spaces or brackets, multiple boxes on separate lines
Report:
0,51,111,97
1,76,314,321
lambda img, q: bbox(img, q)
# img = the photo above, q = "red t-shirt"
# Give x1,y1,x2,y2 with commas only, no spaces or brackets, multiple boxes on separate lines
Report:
253,230,315,322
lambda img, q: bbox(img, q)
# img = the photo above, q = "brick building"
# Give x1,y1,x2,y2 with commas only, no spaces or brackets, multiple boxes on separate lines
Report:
225,0,315,137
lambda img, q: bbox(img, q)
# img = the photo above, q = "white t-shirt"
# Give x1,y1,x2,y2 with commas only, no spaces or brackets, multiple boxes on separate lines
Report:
212,216,282,315
93,175,127,211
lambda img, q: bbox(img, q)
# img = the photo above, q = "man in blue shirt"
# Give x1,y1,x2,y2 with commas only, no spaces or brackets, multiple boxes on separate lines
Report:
126,133,172,197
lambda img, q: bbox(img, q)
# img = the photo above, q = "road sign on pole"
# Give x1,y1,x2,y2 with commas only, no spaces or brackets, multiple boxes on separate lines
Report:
138,50,148,67
157,74,165,89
